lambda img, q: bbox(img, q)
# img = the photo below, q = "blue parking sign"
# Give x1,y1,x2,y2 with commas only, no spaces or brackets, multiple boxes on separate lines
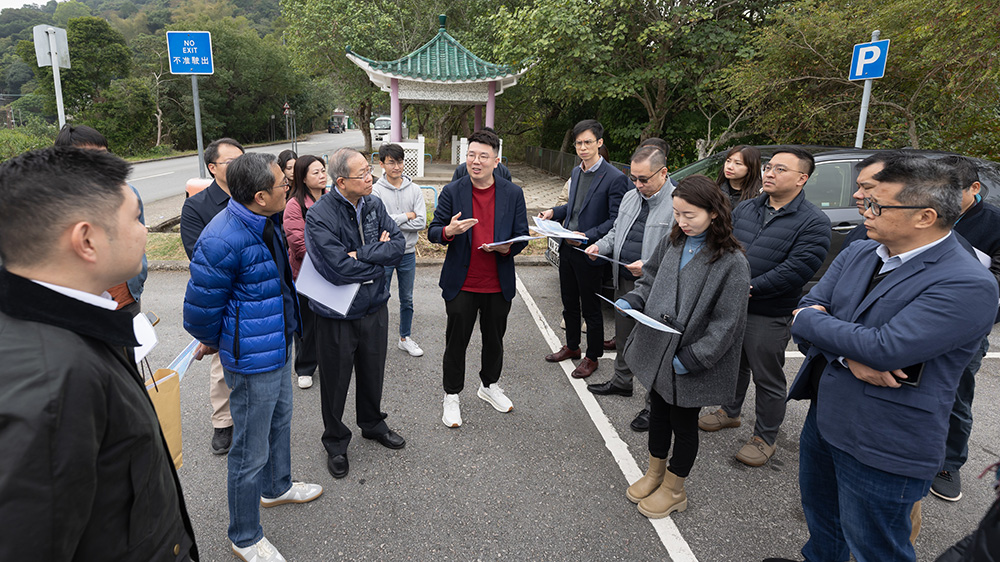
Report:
849,39,889,81
167,31,214,75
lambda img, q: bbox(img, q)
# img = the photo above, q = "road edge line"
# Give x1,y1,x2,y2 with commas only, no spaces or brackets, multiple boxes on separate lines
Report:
515,273,699,562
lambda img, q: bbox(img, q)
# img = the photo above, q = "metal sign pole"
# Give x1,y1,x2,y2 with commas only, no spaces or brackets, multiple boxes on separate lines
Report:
854,30,880,149
46,28,66,128
192,75,206,178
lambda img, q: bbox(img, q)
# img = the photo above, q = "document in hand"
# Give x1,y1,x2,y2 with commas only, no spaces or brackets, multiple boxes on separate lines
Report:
597,294,682,334
572,245,630,267
483,235,543,248
531,217,589,240
296,253,361,316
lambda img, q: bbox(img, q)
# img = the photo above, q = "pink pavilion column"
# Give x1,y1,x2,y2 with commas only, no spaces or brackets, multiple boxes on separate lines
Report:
485,81,496,129
390,78,401,142
474,105,483,131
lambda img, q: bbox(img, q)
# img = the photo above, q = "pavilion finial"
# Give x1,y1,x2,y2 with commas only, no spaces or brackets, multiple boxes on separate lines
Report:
439,14,446,31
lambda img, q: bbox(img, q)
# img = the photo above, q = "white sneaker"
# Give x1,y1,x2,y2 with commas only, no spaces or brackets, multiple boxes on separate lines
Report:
398,337,424,357
442,394,462,427
297,375,313,389
477,383,513,413
260,481,323,507
232,536,286,562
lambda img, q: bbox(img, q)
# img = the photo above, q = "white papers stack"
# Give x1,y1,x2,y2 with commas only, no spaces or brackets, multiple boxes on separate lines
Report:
531,217,588,241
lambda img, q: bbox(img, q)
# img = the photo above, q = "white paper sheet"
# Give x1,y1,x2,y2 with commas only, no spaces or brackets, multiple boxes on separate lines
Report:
597,294,681,334
483,235,544,248
132,311,158,363
167,338,200,382
572,245,631,267
295,253,361,316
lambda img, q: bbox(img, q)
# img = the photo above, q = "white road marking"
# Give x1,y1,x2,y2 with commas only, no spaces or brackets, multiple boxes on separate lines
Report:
515,273,699,562
131,171,175,181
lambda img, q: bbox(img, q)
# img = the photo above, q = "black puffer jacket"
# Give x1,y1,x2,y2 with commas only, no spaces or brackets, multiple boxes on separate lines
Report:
732,190,831,316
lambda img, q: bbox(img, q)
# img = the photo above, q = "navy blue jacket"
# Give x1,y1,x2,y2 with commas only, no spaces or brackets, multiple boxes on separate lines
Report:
427,176,529,302
732,191,831,316
790,236,997,479
180,180,229,260
304,189,404,320
551,159,629,247
184,199,300,375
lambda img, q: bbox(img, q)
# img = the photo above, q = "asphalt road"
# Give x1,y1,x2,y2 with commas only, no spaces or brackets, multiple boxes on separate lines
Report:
130,131,366,204
142,264,1000,561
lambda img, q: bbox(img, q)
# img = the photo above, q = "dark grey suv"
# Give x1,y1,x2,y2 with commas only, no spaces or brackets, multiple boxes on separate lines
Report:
670,145,1000,291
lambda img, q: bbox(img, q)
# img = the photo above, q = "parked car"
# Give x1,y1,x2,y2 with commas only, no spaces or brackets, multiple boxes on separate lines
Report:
544,145,1000,294
370,115,407,143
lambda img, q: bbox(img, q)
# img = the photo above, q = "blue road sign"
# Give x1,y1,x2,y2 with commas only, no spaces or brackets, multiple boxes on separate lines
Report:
167,31,214,75
849,39,890,81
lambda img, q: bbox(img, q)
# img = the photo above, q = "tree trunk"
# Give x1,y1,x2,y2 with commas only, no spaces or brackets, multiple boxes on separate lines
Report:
358,101,372,153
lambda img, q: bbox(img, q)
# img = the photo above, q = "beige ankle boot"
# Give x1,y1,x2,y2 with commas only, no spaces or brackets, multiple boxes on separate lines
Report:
627,455,667,503
637,469,687,518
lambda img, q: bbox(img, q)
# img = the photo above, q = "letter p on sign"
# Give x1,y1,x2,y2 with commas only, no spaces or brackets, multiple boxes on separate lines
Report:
849,39,890,81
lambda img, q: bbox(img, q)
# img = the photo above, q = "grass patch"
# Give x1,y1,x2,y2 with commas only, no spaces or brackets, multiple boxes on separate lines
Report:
146,232,187,261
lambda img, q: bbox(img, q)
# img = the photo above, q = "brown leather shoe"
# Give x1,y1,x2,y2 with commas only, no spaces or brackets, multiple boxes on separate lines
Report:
571,357,599,378
545,345,581,363
603,338,616,351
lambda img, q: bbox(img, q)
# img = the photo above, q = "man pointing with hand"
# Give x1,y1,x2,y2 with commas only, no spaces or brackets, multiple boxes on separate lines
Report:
428,129,530,428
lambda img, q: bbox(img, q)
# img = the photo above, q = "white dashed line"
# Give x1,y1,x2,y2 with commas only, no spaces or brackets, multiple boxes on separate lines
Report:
515,273,699,562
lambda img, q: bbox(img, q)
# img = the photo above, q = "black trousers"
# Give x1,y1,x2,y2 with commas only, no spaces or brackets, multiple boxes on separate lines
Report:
293,293,318,377
314,304,390,457
443,291,512,394
559,241,604,359
648,388,701,477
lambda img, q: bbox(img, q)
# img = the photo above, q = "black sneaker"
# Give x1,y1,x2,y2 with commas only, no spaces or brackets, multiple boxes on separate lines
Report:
930,470,962,501
211,426,233,455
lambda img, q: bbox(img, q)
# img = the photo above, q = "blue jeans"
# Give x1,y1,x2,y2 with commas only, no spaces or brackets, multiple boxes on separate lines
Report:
799,406,930,562
943,336,989,471
384,252,416,338
223,355,293,547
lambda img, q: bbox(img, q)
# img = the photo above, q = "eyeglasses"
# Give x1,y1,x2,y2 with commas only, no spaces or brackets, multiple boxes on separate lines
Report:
342,166,374,180
862,197,927,216
267,179,290,192
212,158,237,167
575,139,598,148
382,159,405,168
628,166,665,185
762,164,805,175
467,153,495,163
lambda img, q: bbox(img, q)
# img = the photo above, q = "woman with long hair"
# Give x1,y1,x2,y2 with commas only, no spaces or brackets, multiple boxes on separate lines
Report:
282,154,327,389
716,145,762,207
278,150,297,185
618,175,750,519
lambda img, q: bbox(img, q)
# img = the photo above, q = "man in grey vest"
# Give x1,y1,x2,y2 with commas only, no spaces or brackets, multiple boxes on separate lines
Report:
584,145,674,431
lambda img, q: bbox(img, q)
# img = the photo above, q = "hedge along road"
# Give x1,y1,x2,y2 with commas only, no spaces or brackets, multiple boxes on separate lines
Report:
129,130,366,204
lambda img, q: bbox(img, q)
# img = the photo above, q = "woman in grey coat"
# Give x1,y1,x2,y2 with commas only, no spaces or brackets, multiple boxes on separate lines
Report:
618,175,750,519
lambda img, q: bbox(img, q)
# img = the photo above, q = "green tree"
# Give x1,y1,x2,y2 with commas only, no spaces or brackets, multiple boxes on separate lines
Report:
54,1,92,26
724,0,1000,158
18,16,130,116
494,0,775,144
78,75,156,155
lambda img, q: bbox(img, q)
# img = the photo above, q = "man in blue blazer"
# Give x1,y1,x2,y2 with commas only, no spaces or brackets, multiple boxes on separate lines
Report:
428,129,529,428
539,120,628,378
776,157,998,562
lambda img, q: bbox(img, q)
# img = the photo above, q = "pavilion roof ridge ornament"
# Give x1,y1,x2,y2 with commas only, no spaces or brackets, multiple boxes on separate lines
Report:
345,14,529,84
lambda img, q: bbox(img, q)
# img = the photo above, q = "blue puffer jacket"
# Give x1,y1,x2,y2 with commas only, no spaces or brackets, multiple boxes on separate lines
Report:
305,189,404,320
732,190,831,317
184,199,299,374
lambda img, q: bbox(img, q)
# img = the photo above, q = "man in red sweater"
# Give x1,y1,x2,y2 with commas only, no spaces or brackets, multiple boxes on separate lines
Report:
427,129,530,428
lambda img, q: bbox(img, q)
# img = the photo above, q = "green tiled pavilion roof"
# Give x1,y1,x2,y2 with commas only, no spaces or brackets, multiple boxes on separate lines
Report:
346,15,519,82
